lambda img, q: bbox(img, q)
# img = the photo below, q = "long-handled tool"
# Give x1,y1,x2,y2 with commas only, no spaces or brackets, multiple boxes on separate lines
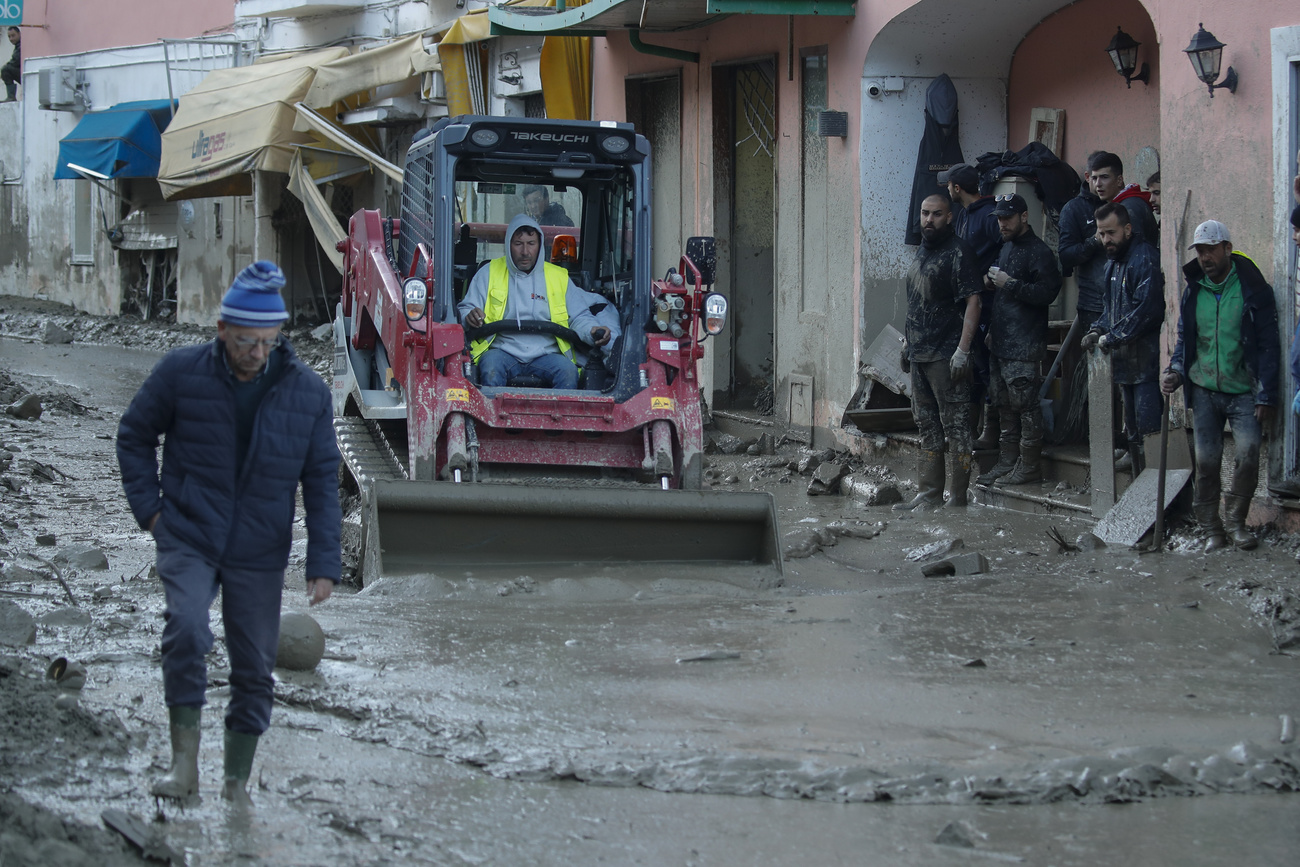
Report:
1039,316,1082,436
1151,393,1170,551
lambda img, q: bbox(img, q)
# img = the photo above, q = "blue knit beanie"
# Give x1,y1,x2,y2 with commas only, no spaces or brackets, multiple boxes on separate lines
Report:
220,261,288,327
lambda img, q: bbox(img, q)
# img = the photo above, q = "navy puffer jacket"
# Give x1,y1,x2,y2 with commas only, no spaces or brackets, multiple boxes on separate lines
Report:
117,339,341,580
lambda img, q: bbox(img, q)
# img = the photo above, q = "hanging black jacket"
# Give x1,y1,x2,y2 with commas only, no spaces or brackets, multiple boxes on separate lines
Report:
904,74,964,246
989,226,1062,362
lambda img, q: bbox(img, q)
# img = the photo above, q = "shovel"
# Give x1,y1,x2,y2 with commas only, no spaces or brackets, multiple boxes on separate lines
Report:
1150,392,1170,551
1038,316,1082,436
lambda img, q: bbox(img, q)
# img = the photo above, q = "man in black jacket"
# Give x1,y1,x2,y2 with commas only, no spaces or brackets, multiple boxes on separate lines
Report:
894,192,982,511
977,194,1061,486
1081,202,1165,474
1161,220,1279,552
2,27,19,102
117,262,341,806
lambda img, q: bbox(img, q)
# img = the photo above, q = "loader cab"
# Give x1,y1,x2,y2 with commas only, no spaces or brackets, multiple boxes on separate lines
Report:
396,117,651,399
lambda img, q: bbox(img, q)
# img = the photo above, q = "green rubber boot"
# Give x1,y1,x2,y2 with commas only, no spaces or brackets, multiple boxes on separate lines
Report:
152,705,201,801
221,730,260,808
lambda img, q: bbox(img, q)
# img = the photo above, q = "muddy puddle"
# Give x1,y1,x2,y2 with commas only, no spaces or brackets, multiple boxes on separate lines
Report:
0,309,1298,865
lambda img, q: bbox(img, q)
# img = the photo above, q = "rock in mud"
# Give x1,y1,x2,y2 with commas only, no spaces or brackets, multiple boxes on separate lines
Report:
5,394,42,420
754,432,776,455
35,533,56,546
783,526,840,559
1,559,52,582
796,452,821,475
807,461,848,496
934,821,976,847
41,320,74,345
826,520,884,541
712,433,747,455
277,613,326,671
0,600,37,645
39,607,92,628
921,552,989,577
842,475,902,506
1076,532,1107,551
904,538,964,562
53,545,109,571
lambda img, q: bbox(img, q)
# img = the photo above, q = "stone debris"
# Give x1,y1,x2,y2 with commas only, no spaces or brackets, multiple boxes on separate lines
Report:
746,432,776,456
1075,532,1107,551
1,559,53,582
53,545,109,571
963,658,987,668
41,320,74,345
0,599,37,645
277,612,326,671
904,538,964,562
5,394,42,420
711,433,748,455
921,552,990,577
796,452,821,475
807,461,848,496
934,821,976,848
35,533,56,546
311,322,334,341
39,607,93,628
842,474,902,506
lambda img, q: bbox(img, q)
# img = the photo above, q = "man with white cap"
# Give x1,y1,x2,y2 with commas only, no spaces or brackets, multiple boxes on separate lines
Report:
1162,220,1279,552
117,261,341,805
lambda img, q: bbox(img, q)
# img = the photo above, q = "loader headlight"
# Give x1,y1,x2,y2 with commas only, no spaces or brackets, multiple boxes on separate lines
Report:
704,293,728,335
599,134,631,155
403,278,428,321
470,128,500,148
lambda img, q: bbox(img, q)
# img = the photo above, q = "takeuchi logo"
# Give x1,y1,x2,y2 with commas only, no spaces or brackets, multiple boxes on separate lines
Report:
191,130,228,163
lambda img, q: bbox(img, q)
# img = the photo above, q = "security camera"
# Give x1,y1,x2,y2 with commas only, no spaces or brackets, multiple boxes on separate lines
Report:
867,83,883,99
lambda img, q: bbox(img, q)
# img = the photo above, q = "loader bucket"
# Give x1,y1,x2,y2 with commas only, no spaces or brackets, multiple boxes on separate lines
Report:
360,479,783,581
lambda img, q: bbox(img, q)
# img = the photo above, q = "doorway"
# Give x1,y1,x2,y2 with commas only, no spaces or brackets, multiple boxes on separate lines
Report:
712,59,777,412
625,74,683,284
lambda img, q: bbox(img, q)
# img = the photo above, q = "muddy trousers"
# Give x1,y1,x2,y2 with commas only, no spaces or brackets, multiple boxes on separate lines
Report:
910,359,972,501
1188,384,1261,526
988,356,1044,450
155,528,284,736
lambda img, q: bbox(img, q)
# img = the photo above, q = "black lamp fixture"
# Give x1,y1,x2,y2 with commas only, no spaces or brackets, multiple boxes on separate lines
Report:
1105,26,1149,88
1183,24,1238,98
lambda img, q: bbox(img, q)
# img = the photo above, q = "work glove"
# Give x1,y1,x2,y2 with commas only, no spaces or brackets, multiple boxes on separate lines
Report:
1293,390,1300,415
949,347,970,384
1098,334,1114,352
1080,331,1101,352
1160,369,1182,396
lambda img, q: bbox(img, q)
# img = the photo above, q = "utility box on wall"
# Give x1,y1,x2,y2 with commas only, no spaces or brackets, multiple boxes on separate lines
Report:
38,67,79,110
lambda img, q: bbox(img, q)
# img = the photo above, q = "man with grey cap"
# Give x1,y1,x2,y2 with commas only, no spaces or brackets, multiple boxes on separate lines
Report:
1162,220,1279,552
117,261,341,806
977,193,1061,486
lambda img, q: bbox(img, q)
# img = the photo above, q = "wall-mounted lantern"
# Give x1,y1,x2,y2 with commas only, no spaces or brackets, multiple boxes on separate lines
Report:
1183,24,1238,98
1105,26,1149,88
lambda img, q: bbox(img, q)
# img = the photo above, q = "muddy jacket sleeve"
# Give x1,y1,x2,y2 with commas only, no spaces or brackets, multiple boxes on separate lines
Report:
1104,251,1164,346
1249,283,1281,407
1003,244,1061,308
115,357,176,530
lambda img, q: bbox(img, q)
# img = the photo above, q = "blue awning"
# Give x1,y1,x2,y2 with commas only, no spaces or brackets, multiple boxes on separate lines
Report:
54,99,176,180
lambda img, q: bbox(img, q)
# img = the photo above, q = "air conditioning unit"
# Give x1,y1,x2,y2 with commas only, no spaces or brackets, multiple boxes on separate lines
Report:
38,66,79,110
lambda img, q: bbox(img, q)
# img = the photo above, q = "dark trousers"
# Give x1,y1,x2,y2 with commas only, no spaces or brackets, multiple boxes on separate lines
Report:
1188,384,1262,507
155,522,284,736
910,359,972,455
1119,381,1161,443
989,355,1044,448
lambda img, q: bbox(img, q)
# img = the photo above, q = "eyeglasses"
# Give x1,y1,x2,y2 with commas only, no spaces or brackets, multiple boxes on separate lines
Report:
229,335,281,351
995,194,1019,202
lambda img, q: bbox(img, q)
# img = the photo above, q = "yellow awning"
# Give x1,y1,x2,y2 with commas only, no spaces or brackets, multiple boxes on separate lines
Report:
439,0,551,116
293,103,404,184
539,33,591,121
288,148,349,274
303,33,440,109
157,47,350,200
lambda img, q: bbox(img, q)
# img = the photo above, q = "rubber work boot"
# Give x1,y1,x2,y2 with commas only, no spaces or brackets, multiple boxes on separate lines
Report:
1223,494,1257,550
221,730,260,808
996,444,1043,486
977,441,1018,486
972,406,1000,451
152,705,201,801
893,449,945,512
1194,502,1228,553
945,451,972,508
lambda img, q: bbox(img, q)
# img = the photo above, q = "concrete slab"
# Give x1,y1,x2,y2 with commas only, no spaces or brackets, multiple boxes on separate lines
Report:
1093,467,1193,547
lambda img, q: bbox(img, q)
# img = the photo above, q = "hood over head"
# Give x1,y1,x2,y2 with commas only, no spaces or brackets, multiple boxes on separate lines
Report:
505,213,545,277
925,74,959,129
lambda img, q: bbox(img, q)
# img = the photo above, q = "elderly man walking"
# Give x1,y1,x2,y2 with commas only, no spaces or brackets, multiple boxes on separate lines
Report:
895,191,982,512
117,261,341,806
1162,221,1279,552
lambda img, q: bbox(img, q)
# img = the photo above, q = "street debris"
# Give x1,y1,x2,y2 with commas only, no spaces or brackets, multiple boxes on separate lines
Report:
921,552,990,577
277,613,326,671
904,538,964,562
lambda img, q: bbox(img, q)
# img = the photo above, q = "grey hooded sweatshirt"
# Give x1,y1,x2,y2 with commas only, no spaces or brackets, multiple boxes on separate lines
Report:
458,213,613,365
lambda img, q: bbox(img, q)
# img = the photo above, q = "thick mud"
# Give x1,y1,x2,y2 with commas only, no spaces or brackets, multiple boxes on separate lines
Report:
0,298,1297,865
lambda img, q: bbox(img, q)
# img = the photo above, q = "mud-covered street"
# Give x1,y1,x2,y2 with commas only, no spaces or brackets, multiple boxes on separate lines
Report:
1,299,1298,866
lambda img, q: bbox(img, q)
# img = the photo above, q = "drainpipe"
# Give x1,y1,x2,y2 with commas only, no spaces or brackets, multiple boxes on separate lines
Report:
629,30,699,64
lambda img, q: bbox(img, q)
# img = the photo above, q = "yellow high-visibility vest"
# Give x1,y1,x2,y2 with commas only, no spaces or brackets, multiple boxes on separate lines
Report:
470,258,572,362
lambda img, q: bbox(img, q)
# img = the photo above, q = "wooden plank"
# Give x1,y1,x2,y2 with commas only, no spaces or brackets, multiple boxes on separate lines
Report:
1088,350,1115,516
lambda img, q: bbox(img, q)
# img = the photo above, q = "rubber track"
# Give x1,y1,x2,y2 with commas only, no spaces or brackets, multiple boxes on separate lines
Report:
334,417,408,489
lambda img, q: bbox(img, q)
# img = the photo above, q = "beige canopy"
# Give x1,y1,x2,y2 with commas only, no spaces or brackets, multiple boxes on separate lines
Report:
157,47,349,200
302,33,439,109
